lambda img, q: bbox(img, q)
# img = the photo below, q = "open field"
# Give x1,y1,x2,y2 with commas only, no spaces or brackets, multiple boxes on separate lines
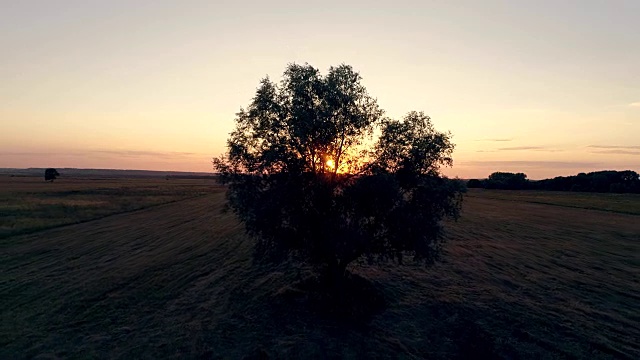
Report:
1,180,639,359
0,176,220,239
468,188,640,215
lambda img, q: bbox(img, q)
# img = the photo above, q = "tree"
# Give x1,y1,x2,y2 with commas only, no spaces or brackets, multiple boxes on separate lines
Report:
44,168,59,182
214,63,464,285
485,172,528,190
466,179,483,188
532,170,640,193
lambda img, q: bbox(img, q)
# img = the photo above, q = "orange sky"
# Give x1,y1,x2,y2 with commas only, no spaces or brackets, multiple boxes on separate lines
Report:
1,1,639,179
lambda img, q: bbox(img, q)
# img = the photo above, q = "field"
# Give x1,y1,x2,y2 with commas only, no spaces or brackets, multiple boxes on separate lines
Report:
467,188,640,215
1,179,639,359
0,176,216,239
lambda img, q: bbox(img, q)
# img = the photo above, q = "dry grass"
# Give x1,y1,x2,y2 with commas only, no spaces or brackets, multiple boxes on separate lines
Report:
359,193,639,359
468,188,640,215
1,180,638,359
0,176,221,238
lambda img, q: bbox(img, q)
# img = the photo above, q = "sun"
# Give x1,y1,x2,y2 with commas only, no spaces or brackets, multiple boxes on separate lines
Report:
326,159,335,170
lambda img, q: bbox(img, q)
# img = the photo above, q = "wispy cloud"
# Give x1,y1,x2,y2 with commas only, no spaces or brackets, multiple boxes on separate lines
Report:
0,152,83,157
475,138,513,142
477,145,563,153
591,150,640,156
497,146,545,151
588,145,640,150
460,160,603,169
498,146,563,152
629,102,640,108
0,150,205,159
91,150,199,159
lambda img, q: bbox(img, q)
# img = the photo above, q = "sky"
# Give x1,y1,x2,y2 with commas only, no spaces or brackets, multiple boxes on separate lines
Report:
1,0,639,179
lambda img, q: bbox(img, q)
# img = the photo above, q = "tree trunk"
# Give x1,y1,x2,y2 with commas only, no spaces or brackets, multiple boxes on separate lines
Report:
324,259,348,291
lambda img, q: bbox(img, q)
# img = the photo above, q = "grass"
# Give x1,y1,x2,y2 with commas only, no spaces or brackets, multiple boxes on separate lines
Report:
0,176,221,238
467,188,640,215
1,179,639,359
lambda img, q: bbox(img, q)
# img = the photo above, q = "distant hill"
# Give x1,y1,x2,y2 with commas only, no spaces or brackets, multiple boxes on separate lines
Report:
0,168,216,179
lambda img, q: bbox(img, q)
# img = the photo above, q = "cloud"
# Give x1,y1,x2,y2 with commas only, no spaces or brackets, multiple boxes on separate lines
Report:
629,102,640,107
460,160,603,169
536,149,564,152
91,150,198,159
0,151,83,157
588,145,640,150
475,138,513,142
476,146,563,152
591,150,640,156
0,150,204,159
498,146,545,151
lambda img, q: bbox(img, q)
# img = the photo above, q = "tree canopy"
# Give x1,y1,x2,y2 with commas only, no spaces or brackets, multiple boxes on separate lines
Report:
214,63,464,281
486,172,528,190
44,168,59,182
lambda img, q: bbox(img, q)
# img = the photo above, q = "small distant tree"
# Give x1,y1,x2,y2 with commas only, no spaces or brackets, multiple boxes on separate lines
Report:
44,168,60,182
214,63,464,286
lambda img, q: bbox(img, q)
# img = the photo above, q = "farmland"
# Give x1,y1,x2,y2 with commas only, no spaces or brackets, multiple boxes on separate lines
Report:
0,176,218,239
467,188,640,215
1,178,639,359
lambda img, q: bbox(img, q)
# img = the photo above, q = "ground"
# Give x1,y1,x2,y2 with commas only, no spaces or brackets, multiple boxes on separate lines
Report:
0,176,215,239
1,178,638,359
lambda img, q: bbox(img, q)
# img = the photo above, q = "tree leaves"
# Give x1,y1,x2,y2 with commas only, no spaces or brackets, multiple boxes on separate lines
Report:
214,63,464,278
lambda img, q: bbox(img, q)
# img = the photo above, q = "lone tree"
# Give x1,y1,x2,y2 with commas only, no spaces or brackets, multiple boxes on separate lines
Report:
214,63,464,285
44,168,60,182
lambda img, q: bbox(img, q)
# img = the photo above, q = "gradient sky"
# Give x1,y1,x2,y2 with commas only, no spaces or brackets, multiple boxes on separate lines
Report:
1,0,639,179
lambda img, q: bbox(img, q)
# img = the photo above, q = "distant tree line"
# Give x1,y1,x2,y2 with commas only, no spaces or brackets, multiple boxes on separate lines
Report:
467,170,640,193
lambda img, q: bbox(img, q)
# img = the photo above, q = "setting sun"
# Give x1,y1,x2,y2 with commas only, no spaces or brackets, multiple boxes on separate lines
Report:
326,159,336,170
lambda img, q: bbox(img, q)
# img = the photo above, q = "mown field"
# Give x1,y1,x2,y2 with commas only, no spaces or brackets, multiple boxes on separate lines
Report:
0,176,218,239
467,188,640,215
1,180,638,359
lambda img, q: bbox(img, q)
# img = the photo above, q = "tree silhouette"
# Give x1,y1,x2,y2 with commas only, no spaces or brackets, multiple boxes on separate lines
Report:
533,170,640,193
214,63,464,285
466,179,483,188
44,168,60,182
472,170,640,193
485,172,529,190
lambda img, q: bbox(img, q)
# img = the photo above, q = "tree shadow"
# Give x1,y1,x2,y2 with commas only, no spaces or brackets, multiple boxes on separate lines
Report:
210,267,504,359
273,270,387,326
